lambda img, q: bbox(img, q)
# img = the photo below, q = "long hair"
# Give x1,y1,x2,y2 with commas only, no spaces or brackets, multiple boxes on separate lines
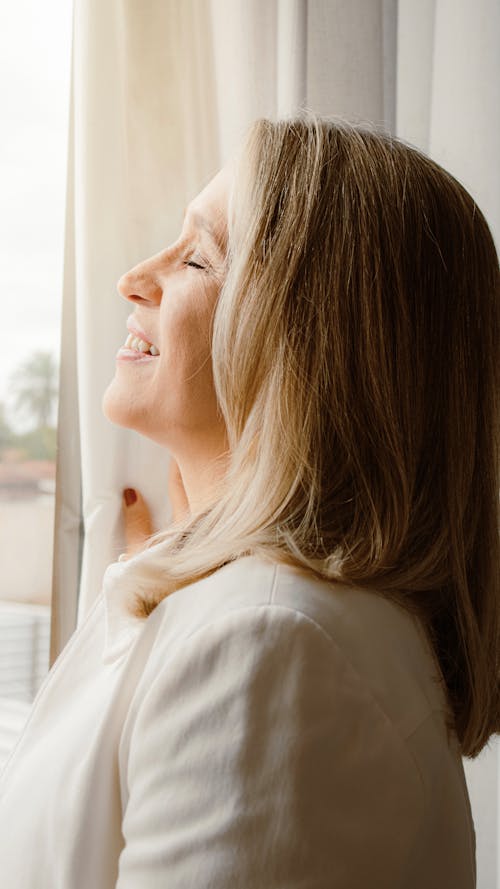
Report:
121,112,500,759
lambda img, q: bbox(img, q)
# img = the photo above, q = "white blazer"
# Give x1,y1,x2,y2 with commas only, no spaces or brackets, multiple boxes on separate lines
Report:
0,553,476,888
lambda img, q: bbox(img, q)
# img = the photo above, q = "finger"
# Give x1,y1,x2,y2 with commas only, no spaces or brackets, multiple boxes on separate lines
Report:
122,487,154,552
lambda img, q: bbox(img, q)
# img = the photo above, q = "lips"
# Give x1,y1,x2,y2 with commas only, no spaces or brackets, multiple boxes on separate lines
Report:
115,346,157,363
126,314,159,352
123,333,159,355
115,316,160,363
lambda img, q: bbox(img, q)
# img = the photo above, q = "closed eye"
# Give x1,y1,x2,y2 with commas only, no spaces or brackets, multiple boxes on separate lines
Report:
184,259,206,271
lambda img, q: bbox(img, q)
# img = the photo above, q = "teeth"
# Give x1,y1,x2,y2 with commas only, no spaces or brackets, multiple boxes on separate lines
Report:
123,332,160,355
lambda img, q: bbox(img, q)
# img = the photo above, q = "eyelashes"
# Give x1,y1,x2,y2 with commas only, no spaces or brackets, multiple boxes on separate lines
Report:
180,248,224,281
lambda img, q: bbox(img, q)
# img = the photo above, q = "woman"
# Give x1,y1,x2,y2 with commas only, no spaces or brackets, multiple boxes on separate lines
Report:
0,113,498,888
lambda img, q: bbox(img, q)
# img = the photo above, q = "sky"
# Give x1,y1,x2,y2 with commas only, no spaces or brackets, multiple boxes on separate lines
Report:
0,0,72,431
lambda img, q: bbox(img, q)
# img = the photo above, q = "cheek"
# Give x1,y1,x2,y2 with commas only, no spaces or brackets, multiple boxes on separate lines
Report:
159,287,215,375
151,305,219,438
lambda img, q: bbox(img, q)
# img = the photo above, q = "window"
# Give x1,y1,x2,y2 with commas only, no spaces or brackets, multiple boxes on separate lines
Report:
0,0,72,762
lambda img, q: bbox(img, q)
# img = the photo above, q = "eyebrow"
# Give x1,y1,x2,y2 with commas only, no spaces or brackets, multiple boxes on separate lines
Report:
183,206,226,259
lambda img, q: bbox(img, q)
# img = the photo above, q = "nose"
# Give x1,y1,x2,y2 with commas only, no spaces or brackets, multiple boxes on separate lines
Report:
117,258,163,305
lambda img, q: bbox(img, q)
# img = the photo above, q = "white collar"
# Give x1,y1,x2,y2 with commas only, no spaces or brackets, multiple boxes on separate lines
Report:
101,558,146,665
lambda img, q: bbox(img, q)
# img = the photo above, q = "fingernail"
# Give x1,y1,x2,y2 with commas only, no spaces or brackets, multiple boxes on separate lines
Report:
123,488,137,506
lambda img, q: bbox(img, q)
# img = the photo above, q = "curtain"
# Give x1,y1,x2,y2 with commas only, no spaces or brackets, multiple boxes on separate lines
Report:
55,1,500,884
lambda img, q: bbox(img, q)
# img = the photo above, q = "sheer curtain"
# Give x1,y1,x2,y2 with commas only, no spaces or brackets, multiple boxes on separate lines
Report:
55,1,500,884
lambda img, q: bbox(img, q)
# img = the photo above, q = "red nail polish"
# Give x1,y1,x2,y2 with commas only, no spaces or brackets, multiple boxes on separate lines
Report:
124,488,137,506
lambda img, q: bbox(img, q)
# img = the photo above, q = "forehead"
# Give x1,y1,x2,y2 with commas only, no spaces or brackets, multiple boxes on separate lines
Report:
184,164,233,256
186,164,232,228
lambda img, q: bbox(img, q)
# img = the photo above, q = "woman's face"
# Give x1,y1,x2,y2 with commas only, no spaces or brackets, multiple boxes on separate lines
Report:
102,163,232,467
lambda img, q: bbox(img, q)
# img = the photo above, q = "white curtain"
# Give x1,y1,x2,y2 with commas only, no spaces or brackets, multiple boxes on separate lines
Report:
55,1,500,884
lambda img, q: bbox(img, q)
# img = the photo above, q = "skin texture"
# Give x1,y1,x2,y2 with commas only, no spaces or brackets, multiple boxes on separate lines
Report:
103,163,233,530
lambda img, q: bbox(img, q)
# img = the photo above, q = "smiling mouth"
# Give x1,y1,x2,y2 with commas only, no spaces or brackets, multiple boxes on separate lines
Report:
123,333,160,356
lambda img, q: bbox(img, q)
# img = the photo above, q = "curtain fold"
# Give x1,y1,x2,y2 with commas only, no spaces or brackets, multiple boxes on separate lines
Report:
55,1,500,883
50,14,82,667
429,0,500,248
276,0,308,116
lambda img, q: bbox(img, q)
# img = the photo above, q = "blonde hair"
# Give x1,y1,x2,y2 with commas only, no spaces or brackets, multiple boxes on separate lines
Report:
122,112,500,759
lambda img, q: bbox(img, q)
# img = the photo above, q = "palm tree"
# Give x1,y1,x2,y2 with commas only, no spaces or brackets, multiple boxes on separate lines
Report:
9,351,59,429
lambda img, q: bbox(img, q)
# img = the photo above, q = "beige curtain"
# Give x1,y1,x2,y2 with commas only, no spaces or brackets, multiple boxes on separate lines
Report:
55,1,500,884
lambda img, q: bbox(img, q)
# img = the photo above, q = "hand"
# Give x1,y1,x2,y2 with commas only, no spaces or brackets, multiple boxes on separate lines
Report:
121,487,154,559
120,459,189,560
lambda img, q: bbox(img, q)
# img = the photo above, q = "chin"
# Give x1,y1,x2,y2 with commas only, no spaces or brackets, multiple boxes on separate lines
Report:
101,383,168,447
102,382,139,431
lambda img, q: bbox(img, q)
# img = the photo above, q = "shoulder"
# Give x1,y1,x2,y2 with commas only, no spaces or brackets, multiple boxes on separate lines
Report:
121,554,447,765
114,556,466,887
144,554,447,737
118,570,427,887
123,575,426,801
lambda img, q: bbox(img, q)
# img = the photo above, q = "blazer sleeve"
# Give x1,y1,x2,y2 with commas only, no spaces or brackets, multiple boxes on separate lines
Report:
116,604,423,889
